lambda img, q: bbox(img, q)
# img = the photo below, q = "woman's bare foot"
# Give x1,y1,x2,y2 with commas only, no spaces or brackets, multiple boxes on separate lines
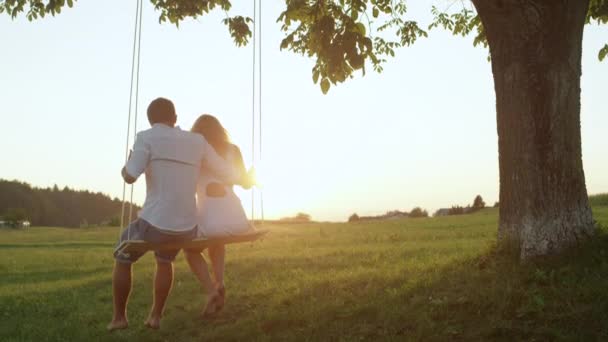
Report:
202,291,221,318
216,284,226,312
144,316,161,330
107,319,129,331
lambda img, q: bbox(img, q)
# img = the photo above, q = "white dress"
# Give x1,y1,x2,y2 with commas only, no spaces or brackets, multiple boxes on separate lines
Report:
195,146,253,238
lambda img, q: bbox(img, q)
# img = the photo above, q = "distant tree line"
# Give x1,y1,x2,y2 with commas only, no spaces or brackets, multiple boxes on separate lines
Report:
0,179,138,227
433,193,605,218
589,194,608,207
346,193,607,223
434,195,487,217
279,212,313,223
348,207,428,222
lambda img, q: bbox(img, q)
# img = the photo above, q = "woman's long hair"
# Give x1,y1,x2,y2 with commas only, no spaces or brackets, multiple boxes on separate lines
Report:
191,114,231,158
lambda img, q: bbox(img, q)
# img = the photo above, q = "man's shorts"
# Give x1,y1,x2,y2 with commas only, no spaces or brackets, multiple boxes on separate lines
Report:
114,218,196,264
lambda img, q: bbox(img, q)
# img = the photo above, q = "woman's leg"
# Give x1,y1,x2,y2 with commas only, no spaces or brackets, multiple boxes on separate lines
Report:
208,244,226,287
208,244,226,309
184,250,215,293
184,250,221,315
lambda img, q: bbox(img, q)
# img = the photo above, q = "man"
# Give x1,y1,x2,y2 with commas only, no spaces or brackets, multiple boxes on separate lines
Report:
107,97,251,331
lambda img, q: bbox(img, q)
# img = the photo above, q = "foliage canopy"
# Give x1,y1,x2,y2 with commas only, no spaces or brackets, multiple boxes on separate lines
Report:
2,0,606,93
473,195,485,209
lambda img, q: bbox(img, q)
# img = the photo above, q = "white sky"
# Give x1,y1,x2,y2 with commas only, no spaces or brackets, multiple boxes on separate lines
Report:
0,1,606,221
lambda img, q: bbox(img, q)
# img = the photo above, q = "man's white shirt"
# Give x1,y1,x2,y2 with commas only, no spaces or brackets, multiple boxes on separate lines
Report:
124,124,238,232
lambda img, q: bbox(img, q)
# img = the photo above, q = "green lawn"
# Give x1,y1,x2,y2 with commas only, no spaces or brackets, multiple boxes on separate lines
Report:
1,207,608,341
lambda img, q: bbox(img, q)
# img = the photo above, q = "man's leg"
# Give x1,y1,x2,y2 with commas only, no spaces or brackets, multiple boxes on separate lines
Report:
108,261,132,331
145,260,173,329
143,226,198,326
108,220,144,331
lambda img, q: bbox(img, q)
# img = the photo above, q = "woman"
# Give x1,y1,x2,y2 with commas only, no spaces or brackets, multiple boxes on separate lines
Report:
185,114,255,317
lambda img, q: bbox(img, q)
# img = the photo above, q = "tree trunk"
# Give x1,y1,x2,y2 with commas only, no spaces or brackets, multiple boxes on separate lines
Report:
471,0,595,259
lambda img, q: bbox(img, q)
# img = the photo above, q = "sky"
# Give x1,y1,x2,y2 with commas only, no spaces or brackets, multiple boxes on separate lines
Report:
0,1,606,222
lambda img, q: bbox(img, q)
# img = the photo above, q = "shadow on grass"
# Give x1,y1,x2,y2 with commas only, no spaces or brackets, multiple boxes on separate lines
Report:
3,233,608,341
175,234,608,341
0,277,112,341
0,267,110,286
0,242,112,249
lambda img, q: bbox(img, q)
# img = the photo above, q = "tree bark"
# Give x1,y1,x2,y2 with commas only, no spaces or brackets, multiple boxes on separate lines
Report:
471,0,595,259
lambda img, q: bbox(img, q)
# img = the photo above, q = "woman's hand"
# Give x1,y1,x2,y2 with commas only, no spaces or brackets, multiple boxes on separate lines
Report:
241,167,257,189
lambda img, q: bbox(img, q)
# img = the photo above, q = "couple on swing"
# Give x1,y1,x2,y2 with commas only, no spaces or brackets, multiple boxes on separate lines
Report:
109,97,256,331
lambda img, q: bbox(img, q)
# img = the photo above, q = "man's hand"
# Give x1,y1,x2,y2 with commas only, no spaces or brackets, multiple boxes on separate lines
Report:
121,167,137,185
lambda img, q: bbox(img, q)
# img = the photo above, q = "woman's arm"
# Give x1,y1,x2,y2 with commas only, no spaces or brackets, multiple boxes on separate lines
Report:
232,145,253,189
232,145,247,176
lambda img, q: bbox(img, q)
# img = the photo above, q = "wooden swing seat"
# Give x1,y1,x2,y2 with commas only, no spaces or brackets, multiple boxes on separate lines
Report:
114,229,268,256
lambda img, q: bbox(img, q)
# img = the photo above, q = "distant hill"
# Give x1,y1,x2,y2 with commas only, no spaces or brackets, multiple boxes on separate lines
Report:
0,179,139,227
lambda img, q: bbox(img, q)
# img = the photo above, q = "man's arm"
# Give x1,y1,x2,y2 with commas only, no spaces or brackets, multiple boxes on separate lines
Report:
122,133,150,184
121,166,137,184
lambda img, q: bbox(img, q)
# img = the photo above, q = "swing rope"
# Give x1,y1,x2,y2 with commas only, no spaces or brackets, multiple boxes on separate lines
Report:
119,0,144,242
258,0,265,223
114,0,268,256
128,0,144,237
119,0,264,243
250,0,256,222
251,0,265,224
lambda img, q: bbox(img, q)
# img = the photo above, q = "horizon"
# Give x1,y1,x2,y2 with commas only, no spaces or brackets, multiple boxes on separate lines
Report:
1,1,606,222
2,178,608,223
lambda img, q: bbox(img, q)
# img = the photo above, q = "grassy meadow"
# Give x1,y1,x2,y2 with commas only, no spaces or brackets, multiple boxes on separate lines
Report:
2,206,608,341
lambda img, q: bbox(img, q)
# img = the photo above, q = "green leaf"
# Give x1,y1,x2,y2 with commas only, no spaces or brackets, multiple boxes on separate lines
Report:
312,69,320,84
599,44,608,61
356,23,366,36
373,7,379,18
321,78,330,94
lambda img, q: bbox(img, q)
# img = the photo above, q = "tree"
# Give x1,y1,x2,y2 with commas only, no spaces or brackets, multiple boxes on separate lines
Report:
3,0,606,259
348,213,360,222
409,207,428,218
280,212,312,223
3,208,27,226
448,206,466,216
295,212,312,222
108,216,121,227
472,195,486,210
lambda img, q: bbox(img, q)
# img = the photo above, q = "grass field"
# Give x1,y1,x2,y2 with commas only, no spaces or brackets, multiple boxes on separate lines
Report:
2,206,608,341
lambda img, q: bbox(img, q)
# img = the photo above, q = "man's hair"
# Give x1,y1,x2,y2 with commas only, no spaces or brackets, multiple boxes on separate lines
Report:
147,97,176,125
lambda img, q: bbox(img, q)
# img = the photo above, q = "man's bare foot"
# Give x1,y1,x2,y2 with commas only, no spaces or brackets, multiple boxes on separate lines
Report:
107,319,129,331
144,316,161,330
